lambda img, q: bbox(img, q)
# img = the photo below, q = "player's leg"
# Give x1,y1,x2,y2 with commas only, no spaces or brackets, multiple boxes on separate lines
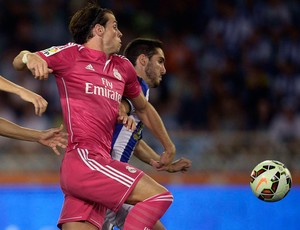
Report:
103,203,166,230
62,221,98,230
153,220,166,230
102,220,114,230
60,149,170,229
103,204,133,230
58,163,107,230
123,173,173,229
126,173,167,202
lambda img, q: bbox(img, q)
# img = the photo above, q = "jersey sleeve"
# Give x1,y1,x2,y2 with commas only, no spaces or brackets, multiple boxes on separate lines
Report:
36,43,76,73
122,60,141,99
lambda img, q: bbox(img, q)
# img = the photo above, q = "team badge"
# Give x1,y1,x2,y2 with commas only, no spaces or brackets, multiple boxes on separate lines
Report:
41,43,76,57
133,123,143,140
113,68,122,80
41,47,61,56
126,166,137,173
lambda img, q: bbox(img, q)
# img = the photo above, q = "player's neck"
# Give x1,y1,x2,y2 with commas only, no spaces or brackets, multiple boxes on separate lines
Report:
84,41,111,59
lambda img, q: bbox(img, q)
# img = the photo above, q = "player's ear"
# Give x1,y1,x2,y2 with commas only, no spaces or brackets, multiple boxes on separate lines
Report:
94,24,105,36
137,54,148,66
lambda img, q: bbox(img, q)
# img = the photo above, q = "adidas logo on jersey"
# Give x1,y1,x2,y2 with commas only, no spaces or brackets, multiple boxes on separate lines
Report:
85,64,95,71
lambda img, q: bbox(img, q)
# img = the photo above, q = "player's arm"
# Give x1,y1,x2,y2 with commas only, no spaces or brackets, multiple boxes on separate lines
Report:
120,98,132,115
117,99,136,131
0,75,48,116
134,140,192,173
130,92,176,168
133,140,160,164
13,50,53,80
0,118,67,155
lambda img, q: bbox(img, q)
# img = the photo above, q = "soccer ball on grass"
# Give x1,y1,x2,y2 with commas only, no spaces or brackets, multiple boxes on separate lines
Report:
250,160,292,202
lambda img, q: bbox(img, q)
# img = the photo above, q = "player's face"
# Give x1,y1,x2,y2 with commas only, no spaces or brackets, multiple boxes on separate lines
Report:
144,48,166,88
102,13,123,55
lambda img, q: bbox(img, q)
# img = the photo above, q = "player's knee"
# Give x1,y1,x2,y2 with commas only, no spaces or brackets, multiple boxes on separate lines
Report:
128,174,169,203
123,191,173,229
157,191,174,205
146,191,173,210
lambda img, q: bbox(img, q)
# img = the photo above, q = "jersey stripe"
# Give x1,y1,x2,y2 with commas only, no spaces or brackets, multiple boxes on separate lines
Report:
77,148,135,187
61,77,74,144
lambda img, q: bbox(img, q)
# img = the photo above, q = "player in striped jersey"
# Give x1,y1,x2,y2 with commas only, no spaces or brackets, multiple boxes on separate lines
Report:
0,75,67,154
102,38,192,230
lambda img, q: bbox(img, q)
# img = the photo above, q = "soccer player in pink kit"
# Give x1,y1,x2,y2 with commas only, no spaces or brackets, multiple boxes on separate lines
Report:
13,3,175,230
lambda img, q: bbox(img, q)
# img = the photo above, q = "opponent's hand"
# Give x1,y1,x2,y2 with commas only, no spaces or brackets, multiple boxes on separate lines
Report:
150,157,192,173
25,53,53,80
117,115,136,132
157,144,176,169
37,124,68,155
18,88,48,116
117,102,136,131
166,157,192,173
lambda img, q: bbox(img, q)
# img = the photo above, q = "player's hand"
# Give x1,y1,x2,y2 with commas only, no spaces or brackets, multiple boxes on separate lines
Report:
151,146,176,170
150,157,191,173
25,53,53,80
159,144,176,166
117,115,136,132
117,103,136,131
166,157,192,173
18,88,48,116
37,124,68,155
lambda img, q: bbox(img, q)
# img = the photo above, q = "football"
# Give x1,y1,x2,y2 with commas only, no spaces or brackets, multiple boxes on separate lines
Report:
250,160,292,202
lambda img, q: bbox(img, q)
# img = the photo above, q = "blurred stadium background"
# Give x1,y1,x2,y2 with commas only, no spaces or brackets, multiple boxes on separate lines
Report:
0,0,299,229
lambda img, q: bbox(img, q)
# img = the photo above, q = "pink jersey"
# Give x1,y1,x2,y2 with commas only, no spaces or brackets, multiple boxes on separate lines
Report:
37,43,141,158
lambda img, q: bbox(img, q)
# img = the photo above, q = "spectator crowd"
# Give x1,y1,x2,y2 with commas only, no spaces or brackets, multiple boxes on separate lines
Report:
1,0,300,144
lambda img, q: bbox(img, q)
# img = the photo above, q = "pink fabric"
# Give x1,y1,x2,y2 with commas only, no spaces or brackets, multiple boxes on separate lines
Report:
58,148,144,228
124,191,174,230
37,43,141,158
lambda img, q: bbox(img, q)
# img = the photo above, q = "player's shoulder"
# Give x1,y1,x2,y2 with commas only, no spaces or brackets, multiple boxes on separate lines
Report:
40,42,83,57
112,54,131,65
112,54,135,74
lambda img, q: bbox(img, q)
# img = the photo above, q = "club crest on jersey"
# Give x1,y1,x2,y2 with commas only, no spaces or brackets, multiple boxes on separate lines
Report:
126,166,137,173
133,123,143,140
113,68,122,80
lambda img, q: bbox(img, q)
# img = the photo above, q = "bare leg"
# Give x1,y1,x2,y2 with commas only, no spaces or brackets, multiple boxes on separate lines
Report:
62,221,98,230
63,175,169,230
124,174,173,229
126,174,167,204
153,220,166,230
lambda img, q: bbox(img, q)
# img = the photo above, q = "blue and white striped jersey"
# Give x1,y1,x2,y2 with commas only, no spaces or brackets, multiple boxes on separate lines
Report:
110,77,149,162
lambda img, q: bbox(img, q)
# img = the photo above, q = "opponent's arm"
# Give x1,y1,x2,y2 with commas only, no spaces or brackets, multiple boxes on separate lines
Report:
0,118,67,155
117,99,136,131
134,140,192,173
13,50,53,80
131,92,176,168
133,140,160,164
0,75,48,116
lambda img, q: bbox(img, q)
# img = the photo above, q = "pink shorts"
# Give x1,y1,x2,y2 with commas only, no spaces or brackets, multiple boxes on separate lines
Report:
57,148,144,229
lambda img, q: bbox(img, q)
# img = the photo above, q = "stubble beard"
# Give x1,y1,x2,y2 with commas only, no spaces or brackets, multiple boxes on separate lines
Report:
145,63,160,88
